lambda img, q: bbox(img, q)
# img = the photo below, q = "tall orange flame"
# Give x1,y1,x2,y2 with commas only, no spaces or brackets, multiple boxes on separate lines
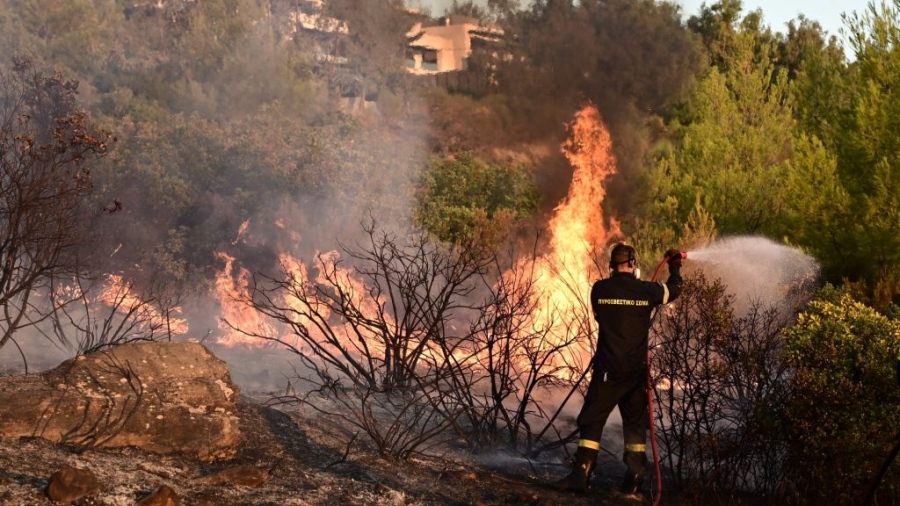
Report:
555,104,622,268
513,104,622,369
214,252,275,347
212,104,622,372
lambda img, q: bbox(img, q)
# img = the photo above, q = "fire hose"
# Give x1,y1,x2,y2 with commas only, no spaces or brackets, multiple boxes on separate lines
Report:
647,250,686,506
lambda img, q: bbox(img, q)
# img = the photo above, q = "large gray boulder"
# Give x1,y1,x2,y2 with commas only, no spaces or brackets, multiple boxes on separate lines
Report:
0,342,241,461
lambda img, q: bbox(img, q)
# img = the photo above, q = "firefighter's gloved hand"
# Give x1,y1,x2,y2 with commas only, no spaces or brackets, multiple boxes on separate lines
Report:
665,249,683,269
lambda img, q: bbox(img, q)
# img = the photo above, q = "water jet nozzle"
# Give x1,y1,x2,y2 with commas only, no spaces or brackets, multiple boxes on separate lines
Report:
653,249,687,281
663,249,687,262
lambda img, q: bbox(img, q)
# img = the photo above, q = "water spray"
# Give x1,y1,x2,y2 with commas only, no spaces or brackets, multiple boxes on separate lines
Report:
671,237,819,314
642,238,817,505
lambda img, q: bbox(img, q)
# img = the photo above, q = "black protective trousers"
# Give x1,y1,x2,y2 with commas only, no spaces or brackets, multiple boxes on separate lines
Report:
576,368,649,476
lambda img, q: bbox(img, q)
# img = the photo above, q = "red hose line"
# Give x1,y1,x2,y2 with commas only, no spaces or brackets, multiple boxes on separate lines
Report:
648,257,668,506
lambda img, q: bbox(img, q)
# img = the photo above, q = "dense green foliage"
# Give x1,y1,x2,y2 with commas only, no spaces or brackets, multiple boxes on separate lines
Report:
415,153,538,244
634,0,900,307
645,32,799,235
0,0,433,290
783,286,900,504
791,2,900,302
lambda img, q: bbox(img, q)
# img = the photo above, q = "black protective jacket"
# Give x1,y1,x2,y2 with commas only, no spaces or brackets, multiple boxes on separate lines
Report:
589,269,682,376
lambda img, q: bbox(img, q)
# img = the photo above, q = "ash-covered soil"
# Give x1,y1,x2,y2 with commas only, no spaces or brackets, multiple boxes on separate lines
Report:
0,396,660,506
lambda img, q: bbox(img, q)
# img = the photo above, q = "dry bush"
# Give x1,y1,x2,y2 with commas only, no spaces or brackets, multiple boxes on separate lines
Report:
234,223,590,459
651,273,793,500
49,275,185,355
0,57,112,352
430,241,593,453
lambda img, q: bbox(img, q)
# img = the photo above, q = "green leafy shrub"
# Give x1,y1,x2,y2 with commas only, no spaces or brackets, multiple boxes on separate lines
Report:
782,286,900,505
415,153,539,245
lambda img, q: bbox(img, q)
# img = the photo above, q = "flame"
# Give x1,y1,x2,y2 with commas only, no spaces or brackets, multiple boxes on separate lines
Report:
511,104,622,372
232,219,251,245
54,280,84,306
313,250,393,332
214,252,275,347
99,274,189,336
555,104,621,269
212,104,622,378
49,273,189,338
281,250,403,359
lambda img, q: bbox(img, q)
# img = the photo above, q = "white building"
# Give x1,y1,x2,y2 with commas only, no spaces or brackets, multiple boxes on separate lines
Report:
406,15,503,74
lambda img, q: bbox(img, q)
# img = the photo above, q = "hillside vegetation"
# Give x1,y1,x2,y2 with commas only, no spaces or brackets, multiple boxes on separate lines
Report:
1,0,900,504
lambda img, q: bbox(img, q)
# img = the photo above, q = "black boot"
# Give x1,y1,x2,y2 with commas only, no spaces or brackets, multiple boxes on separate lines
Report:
620,472,645,499
552,446,598,493
621,447,647,497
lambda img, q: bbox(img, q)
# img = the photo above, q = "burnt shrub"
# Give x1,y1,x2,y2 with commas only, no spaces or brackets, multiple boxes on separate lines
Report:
651,273,794,501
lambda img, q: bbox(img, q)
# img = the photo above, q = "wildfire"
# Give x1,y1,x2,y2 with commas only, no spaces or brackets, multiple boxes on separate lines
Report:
232,219,251,245
53,275,189,337
555,104,622,267
211,104,623,376
99,274,189,336
214,252,275,347
279,251,404,359
513,104,622,369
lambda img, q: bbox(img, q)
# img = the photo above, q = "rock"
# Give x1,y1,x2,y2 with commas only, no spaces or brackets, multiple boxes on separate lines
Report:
46,464,101,503
0,342,241,461
194,464,271,488
136,484,182,506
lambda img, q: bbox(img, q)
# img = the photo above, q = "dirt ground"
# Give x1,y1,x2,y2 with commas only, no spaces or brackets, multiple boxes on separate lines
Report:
0,344,689,505
0,395,668,506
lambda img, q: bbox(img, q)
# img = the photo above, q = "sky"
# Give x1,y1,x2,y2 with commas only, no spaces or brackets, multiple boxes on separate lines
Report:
679,0,870,39
418,0,874,44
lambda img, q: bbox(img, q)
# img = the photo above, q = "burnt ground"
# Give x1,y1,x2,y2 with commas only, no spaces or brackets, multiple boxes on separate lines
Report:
0,395,680,506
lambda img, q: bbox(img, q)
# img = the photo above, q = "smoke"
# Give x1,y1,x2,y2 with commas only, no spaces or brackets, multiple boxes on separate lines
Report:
474,383,628,476
0,334,71,375
0,1,434,376
411,0,489,15
685,236,820,315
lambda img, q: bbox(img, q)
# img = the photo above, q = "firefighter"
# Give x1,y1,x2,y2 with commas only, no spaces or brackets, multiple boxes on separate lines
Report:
554,243,683,497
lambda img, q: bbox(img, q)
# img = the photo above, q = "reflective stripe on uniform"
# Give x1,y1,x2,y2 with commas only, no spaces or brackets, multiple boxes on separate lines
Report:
625,443,647,453
659,281,670,305
578,439,601,451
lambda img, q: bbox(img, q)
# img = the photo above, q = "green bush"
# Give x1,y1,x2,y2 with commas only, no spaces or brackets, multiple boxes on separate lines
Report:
782,286,900,505
415,153,539,245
